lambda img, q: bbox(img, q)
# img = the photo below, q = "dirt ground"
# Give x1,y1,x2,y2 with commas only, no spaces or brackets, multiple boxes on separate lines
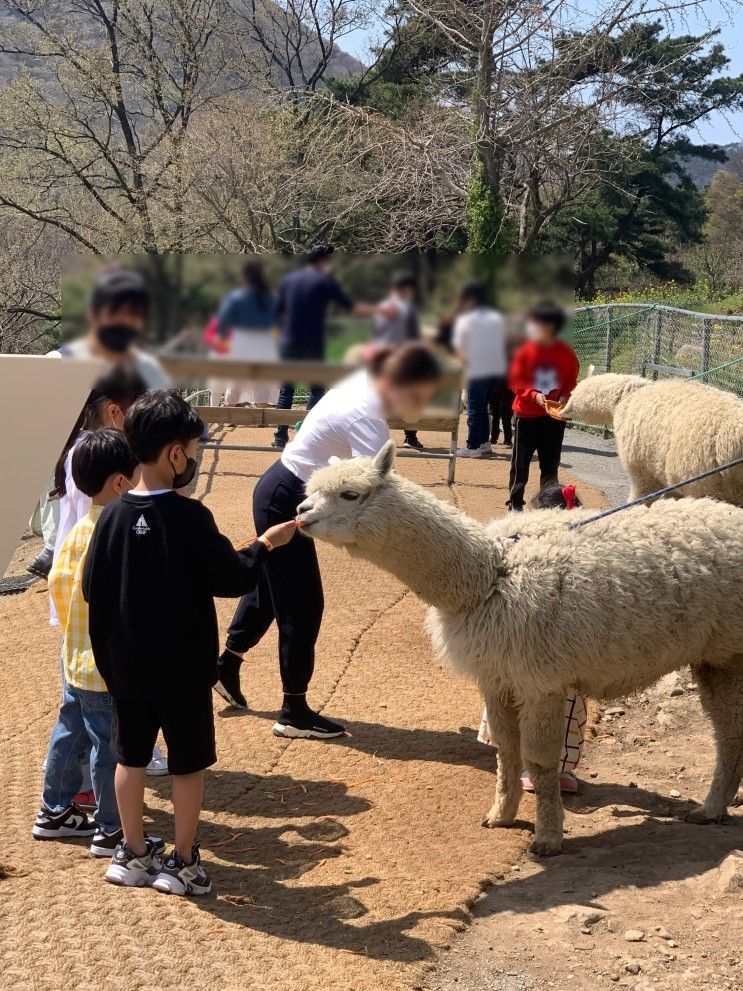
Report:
1,424,741,991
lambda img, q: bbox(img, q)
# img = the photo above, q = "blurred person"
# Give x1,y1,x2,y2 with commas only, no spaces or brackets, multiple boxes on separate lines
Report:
271,245,377,450
210,261,279,408
488,324,521,448
45,367,167,800
372,271,425,451
215,344,443,738
507,302,579,512
452,281,507,458
29,267,170,580
33,430,148,857
82,391,297,894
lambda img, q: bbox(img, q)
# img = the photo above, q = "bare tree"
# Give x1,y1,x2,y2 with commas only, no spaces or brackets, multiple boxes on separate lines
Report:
0,0,231,252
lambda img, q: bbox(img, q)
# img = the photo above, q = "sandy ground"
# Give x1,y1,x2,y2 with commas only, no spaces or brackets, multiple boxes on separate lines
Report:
1,424,740,991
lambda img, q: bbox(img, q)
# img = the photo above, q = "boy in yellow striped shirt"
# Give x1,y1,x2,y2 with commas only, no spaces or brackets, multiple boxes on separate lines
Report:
32,429,142,858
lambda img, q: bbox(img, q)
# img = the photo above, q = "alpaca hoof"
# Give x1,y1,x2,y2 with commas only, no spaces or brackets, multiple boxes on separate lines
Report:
527,837,562,857
685,807,724,825
481,813,513,829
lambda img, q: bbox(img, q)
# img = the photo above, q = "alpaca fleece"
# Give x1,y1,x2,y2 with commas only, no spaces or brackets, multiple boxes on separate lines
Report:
561,374,743,505
299,443,743,855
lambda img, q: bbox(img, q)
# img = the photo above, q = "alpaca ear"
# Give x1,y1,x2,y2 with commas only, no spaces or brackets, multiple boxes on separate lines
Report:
587,364,596,377
373,439,396,477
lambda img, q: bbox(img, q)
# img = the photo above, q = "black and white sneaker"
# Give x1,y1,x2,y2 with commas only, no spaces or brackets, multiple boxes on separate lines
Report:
105,839,162,887
153,844,211,896
272,708,346,740
213,650,247,709
90,828,165,860
32,804,96,841
402,436,425,451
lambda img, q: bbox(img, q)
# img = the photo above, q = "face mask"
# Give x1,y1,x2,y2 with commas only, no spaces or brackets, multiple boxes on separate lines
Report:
172,456,198,490
97,324,140,353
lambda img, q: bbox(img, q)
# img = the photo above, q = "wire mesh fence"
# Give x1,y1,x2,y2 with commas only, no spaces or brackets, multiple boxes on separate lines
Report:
567,304,743,397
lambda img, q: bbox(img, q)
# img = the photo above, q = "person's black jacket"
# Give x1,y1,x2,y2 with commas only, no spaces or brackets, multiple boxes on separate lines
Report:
82,491,268,700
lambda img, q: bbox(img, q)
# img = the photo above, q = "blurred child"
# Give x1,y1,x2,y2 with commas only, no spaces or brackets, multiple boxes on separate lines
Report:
33,431,151,856
478,479,587,793
452,281,507,457
44,366,154,807
83,391,298,895
507,302,578,510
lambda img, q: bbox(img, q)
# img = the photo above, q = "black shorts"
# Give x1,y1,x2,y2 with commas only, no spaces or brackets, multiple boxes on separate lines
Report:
112,689,216,776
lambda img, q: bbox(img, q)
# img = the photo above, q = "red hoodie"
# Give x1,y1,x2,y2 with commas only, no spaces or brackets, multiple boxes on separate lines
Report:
508,339,579,418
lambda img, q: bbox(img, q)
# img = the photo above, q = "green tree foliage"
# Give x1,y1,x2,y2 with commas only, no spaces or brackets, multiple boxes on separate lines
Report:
539,23,743,296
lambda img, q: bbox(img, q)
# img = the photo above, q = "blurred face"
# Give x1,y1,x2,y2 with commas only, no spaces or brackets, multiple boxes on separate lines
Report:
89,304,146,355
382,380,436,423
525,319,556,345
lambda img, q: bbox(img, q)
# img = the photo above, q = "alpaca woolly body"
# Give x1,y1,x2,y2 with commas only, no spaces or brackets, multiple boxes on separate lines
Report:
298,442,743,855
561,374,743,506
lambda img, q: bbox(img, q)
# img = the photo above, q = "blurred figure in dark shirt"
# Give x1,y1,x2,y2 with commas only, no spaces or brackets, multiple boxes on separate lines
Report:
273,245,375,449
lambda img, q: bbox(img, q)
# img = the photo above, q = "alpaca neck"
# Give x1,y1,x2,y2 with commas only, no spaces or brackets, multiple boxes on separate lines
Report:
356,479,498,613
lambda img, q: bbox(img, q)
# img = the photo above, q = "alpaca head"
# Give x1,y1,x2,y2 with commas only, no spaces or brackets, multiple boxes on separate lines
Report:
296,440,397,547
560,373,650,426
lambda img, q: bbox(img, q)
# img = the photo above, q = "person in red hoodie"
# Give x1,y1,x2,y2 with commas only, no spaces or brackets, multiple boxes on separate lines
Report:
507,302,579,511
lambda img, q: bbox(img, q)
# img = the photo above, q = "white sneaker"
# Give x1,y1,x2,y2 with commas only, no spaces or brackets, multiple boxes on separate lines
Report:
479,442,492,454
455,446,483,458
146,744,168,777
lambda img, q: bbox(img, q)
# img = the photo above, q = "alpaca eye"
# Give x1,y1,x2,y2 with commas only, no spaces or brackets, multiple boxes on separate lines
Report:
340,491,360,501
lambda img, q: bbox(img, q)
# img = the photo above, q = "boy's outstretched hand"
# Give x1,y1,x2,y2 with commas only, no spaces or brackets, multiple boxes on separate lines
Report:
261,520,299,549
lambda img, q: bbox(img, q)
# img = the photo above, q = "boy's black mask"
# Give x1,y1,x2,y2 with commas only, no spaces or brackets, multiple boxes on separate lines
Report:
172,457,198,490
97,324,139,353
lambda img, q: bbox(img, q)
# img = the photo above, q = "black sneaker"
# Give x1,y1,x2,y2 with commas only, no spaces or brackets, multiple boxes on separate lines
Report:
402,435,425,451
214,650,247,709
90,828,165,859
27,546,54,580
270,438,286,450
105,838,162,887
272,707,346,740
153,844,211,896
32,803,96,840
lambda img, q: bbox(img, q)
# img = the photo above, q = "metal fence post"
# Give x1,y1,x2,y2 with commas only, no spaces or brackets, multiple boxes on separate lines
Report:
447,383,462,486
651,310,663,380
603,307,613,438
701,318,712,383
604,307,613,373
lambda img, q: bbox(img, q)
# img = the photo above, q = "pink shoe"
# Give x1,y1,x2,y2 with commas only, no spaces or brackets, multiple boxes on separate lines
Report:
520,771,578,794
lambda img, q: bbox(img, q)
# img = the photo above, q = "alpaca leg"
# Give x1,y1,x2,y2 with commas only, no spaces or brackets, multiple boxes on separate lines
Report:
626,465,661,502
687,660,743,823
481,690,522,829
520,695,565,856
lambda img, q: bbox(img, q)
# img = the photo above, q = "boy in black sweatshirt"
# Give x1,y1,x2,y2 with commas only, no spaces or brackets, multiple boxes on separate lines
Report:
83,391,297,895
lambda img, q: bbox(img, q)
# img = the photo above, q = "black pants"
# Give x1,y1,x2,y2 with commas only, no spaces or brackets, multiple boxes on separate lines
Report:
274,343,325,445
226,461,323,695
488,380,514,444
507,415,566,510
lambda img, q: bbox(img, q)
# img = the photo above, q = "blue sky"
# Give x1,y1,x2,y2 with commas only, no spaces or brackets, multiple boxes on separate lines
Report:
342,4,742,147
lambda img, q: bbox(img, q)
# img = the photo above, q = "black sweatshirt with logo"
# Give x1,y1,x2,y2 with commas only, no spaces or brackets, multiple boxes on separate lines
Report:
82,491,268,700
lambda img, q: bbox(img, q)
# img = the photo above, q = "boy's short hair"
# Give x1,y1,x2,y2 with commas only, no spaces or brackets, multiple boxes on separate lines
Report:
90,267,150,318
71,429,138,498
392,271,417,293
460,280,487,307
526,301,567,334
305,243,334,265
124,390,204,464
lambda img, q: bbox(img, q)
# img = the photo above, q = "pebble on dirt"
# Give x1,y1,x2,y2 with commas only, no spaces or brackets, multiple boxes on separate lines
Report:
624,930,645,942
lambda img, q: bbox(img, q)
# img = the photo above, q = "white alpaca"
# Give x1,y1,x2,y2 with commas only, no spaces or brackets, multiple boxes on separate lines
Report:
560,374,743,505
297,442,743,855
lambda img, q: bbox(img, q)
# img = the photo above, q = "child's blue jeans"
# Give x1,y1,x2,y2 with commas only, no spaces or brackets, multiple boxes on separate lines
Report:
42,673,119,834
